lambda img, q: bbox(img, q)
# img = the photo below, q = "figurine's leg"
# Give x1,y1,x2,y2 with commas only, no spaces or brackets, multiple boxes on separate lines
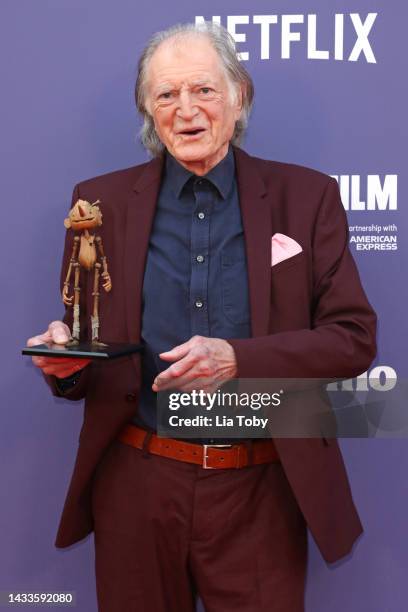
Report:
91,263,107,347
66,263,81,346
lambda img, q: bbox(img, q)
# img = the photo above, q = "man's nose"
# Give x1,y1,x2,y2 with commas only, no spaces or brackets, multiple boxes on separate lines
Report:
176,90,199,120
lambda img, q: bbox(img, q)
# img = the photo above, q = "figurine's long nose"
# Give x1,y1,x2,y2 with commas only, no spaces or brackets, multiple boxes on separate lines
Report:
78,204,85,217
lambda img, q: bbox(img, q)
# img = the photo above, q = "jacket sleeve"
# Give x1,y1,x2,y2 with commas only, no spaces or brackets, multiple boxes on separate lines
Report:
227,177,377,379
43,184,92,401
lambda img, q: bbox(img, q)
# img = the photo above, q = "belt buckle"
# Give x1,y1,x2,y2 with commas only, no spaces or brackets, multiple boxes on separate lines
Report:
203,444,233,469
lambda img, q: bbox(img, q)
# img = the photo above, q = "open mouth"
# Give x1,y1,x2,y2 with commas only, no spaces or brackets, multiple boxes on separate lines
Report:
179,128,205,136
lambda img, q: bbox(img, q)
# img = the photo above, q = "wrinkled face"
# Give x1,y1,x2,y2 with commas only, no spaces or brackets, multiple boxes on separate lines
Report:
64,199,102,231
145,35,243,175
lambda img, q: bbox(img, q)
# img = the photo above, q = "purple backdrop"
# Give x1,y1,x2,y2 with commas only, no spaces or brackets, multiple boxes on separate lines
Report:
1,0,407,610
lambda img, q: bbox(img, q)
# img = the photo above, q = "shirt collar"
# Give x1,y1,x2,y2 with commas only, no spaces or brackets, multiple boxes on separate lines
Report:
164,144,235,200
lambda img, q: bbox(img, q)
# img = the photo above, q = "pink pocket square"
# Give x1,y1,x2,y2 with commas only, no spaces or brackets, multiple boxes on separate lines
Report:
271,233,303,266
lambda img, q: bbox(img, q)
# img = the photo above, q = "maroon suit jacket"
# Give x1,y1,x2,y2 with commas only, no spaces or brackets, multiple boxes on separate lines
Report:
46,146,376,564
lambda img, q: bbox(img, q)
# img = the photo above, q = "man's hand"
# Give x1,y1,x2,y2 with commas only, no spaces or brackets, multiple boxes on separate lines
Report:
27,321,91,378
152,335,237,393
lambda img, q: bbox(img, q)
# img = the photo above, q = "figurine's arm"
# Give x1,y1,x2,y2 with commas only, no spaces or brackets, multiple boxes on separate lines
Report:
62,236,80,305
95,235,112,292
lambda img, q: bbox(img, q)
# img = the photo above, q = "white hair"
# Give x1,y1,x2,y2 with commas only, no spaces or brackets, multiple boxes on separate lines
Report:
134,21,255,156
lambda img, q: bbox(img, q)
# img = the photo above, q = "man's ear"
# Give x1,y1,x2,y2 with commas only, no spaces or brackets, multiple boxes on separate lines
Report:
64,217,71,229
234,84,244,119
144,95,152,116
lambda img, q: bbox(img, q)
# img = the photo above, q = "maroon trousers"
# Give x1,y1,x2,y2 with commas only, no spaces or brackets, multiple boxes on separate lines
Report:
91,440,307,612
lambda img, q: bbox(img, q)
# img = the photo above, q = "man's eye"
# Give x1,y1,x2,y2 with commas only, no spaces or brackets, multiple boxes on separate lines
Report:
200,87,211,94
159,92,172,99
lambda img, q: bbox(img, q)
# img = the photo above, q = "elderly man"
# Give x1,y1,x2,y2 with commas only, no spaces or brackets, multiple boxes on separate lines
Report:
28,21,376,612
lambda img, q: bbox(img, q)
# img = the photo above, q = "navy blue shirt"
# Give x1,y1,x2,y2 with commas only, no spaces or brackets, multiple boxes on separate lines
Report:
132,145,251,434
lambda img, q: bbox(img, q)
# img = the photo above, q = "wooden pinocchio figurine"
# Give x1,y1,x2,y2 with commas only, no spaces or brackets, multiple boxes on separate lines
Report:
62,199,112,346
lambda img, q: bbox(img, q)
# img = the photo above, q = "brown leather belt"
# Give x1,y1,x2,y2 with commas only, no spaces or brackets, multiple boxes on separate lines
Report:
118,424,280,470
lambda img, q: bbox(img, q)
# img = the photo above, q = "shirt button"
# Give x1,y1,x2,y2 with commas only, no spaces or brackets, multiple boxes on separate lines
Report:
196,254,204,263
198,212,205,220
195,300,203,309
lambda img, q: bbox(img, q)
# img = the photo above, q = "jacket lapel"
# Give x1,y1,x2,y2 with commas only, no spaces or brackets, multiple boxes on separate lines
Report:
124,156,164,343
233,146,272,337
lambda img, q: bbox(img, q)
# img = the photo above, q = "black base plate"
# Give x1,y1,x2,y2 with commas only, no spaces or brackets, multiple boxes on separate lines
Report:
22,342,143,360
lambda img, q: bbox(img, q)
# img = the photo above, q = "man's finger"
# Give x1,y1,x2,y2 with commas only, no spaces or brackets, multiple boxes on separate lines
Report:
153,359,213,391
153,350,201,388
159,336,201,362
27,330,52,347
49,321,71,343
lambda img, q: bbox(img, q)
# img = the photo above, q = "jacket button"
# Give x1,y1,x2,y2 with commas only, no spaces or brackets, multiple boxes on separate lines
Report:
125,392,137,402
